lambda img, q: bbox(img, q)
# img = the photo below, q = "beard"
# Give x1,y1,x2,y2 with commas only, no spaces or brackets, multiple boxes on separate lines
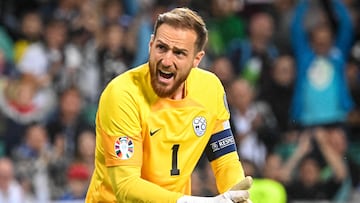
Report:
149,61,191,98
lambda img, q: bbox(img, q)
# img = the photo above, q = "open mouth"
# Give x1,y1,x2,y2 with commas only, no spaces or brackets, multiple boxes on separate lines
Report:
159,70,174,79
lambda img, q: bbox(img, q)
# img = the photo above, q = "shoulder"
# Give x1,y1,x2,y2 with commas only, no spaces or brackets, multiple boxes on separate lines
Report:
187,68,225,98
189,68,222,86
108,64,148,89
100,64,151,103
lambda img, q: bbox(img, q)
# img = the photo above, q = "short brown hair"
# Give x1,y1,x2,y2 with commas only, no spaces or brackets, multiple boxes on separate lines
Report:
153,7,208,52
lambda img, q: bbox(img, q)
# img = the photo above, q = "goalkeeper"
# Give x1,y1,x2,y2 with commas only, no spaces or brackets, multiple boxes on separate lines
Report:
85,7,252,203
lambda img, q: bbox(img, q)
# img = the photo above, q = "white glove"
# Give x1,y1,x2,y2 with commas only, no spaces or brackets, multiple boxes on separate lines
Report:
230,176,253,203
177,190,248,203
177,176,253,203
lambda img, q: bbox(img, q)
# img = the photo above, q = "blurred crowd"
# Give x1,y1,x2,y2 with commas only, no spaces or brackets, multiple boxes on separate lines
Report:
0,0,360,202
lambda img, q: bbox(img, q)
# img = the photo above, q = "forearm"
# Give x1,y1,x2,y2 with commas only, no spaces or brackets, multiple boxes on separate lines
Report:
210,152,245,193
281,150,305,183
108,165,183,203
290,0,309,55
317,141,347,180
332,0,353,54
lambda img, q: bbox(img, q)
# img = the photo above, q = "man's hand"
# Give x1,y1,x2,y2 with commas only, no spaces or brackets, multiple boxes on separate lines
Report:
213,190,249,203
177,176,253,203
230,176,253,191
228,176,253,203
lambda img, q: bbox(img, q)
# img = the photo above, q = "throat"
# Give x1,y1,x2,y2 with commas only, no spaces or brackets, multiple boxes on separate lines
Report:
170,83,186,100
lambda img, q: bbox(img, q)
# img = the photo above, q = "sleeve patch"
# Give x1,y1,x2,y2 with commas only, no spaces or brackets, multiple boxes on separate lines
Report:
205,129,237,162
114,136,134,160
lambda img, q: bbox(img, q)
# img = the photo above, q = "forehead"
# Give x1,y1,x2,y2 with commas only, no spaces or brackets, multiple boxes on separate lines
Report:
154,24,197,50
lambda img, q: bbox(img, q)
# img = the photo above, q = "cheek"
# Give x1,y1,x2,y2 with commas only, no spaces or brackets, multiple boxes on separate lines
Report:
149,50,161,63
176,63,193,78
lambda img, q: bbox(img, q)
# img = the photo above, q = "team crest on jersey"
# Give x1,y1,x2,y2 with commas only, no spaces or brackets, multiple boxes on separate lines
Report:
114,136,134,160
193,116,207,137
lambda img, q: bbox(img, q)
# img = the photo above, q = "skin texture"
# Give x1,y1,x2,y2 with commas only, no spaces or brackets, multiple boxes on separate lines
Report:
148,24,205,99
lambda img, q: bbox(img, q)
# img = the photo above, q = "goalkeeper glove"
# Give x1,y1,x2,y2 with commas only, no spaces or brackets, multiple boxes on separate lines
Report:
177,176,252,203
230,176,253,203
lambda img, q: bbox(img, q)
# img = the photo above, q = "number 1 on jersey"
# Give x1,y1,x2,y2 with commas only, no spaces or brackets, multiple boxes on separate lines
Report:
171,144,180,175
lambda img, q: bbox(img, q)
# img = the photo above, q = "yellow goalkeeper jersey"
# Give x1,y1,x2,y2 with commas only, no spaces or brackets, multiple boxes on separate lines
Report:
86,63,243,202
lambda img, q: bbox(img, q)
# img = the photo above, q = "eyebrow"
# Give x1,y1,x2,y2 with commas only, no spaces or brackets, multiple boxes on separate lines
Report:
157,39,189,54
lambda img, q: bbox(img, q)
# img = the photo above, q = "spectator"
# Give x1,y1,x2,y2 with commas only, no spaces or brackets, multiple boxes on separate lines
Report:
270,0,296,53
227,79,273,169
99,0,132,27
74,2,103,104
0,48,20,80
15,11,80,96
74,129,96,174
98,23,133,90
0,26,14,62
258,54,295,135
228,11,278,92
207,0,246,59
58,163,90,201
47,126,70,200
17,17,74,93
241,158,287,203
208,56,236,89
46,86,92,159
52,129,96,201
262,153,284,182
290,0,354,128
0,157,26,203
281,128,350,202
13,10,43,63
0,75,56,155
40,0,80,33
11,123,52,203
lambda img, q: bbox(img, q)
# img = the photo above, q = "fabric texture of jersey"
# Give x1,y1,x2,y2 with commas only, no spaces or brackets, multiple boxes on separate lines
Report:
86,63,240,202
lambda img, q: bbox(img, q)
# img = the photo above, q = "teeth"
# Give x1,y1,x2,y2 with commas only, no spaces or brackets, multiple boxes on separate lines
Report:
160,70,172,74
159,70,174,79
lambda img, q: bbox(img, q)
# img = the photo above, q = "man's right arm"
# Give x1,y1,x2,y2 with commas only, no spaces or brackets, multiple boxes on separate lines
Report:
108,165,183,203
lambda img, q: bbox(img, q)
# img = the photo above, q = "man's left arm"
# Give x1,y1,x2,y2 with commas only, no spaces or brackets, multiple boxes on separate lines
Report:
211,152,245,193
205,125,245,193
205,73,250,194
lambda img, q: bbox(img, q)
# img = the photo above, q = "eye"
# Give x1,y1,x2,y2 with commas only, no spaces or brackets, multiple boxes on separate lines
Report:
156,44,167,52
174,50,186,57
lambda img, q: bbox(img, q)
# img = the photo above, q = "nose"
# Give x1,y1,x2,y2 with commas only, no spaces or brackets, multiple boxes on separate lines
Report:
161,51,173,67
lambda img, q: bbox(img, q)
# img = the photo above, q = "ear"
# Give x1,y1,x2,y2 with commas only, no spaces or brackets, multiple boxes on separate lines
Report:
193,50,205,68
149,34,155,53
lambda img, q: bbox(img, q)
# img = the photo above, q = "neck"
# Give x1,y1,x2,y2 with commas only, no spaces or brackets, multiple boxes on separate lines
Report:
170,83,186,100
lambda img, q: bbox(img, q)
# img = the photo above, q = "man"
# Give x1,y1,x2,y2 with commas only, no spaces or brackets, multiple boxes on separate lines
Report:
86,7,251,203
